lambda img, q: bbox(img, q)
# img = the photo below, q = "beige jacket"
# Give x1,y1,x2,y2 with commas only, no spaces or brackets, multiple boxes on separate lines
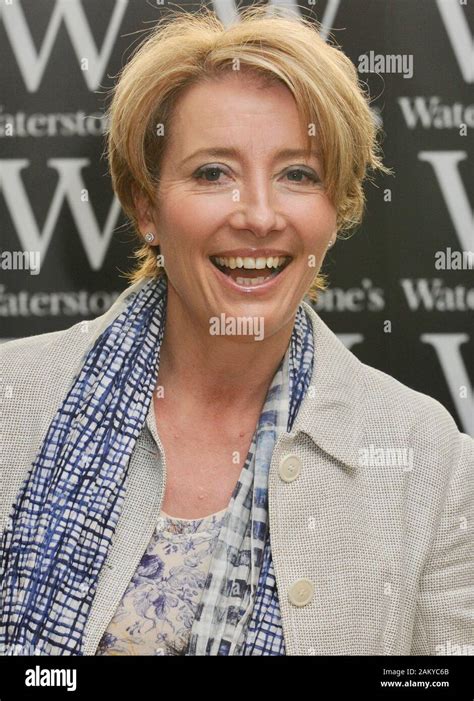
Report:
1,278,473,656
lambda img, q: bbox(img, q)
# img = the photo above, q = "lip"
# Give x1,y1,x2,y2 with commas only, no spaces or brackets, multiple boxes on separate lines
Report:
209,249,292,259
208,256,293,295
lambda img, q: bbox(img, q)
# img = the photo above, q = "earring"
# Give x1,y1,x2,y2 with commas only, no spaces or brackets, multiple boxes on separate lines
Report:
328,239,335,248
144,232,155,243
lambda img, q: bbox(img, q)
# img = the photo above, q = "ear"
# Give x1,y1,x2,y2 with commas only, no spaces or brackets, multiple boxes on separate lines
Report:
132,182,155,235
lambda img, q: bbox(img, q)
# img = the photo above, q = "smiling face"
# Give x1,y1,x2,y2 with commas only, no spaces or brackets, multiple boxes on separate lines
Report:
137,71,337,341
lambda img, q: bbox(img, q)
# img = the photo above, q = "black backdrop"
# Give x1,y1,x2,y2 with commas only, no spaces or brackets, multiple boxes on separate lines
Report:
0,0,472,436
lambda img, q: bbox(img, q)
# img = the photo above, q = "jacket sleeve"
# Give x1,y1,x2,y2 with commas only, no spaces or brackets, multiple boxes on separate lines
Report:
411,431,474,655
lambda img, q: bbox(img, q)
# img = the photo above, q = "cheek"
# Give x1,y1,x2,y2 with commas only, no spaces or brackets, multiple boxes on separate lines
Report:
157,194,225,249
295,199,336,247
319,200,337,231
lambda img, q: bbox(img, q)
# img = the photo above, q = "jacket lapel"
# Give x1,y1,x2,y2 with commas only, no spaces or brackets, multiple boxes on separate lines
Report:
268,302,396,655
295,301,365,470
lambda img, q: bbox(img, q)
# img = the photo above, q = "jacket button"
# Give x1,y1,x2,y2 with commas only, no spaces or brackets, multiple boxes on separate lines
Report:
288,579,314,607
278,454,302,482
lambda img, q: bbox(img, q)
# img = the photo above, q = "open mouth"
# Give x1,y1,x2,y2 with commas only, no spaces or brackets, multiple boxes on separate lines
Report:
209,255,292,287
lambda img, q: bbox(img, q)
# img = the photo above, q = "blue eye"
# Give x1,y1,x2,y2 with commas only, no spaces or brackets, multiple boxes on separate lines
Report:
192,165,320,185
285,168,319,184
193,165,228,182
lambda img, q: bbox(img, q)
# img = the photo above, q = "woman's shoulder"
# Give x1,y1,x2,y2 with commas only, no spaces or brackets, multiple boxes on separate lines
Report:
304,302,465,444
360,357,454,425
0,320,97,385
0,320,106,533
359,358,471,475
0,281,140,383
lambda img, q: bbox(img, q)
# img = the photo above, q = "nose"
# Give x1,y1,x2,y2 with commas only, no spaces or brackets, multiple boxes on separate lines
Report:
228,177,285,238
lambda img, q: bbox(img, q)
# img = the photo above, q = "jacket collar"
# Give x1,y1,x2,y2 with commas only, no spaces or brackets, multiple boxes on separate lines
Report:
292,301,365,472
88,281,364,472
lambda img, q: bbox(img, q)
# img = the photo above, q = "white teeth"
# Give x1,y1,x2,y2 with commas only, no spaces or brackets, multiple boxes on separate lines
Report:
235,275,272,286
212,255,288,269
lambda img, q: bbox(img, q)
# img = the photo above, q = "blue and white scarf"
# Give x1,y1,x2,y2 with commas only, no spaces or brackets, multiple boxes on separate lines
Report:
188,305,314,655
0,275,313,656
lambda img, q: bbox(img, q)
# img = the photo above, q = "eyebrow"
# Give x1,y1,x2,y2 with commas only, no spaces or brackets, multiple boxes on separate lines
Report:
180,147,320,166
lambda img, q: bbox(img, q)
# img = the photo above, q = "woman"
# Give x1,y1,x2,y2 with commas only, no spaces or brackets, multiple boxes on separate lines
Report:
0,7,472,657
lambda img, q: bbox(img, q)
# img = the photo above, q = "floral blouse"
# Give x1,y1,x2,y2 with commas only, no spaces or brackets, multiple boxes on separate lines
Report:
96,398,228,656
96,506,227,656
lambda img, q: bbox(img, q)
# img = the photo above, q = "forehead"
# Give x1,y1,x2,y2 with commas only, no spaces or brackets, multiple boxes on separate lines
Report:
166,74,310,157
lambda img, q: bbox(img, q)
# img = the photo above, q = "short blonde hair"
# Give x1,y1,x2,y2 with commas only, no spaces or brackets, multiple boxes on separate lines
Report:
105,5,391,301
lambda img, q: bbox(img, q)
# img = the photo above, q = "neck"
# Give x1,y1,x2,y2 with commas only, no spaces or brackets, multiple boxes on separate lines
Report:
156,283,297,416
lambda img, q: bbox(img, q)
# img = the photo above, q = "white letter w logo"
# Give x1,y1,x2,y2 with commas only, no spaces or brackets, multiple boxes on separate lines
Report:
0,0,128,91
0,159,122,271
436,0,473,83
